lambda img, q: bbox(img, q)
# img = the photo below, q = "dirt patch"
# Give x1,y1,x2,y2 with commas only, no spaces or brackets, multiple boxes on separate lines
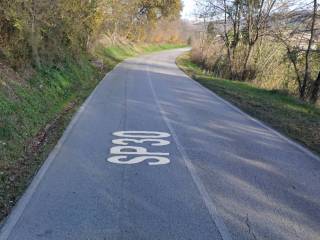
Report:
0,61,27,100
0,61,26,85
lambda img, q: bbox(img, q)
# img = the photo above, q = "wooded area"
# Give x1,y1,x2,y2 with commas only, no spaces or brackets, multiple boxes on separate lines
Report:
0,0,184,68
192,0,320,104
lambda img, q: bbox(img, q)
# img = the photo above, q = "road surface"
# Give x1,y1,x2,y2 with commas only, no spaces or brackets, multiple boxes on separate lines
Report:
1,49,320,240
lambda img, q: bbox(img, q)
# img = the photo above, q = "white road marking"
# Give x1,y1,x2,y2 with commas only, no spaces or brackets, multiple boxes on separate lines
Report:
107,155,170,165
112,138,170,146
146,60,233,240
110,146,169,156
108,131,171,165
113,131,171,139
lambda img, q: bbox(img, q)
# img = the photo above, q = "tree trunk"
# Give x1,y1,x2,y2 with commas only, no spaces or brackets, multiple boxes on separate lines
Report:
301,0,317,99
30,1,40,68
222,0,233,79
310,71,320,104
226,46,233,78
242,44,253,80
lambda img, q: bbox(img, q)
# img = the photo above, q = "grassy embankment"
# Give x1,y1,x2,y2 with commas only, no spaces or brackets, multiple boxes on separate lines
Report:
176,53,320,156
0,43,185,220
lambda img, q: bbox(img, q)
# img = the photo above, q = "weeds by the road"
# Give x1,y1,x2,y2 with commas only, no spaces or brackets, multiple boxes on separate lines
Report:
176,53,320,156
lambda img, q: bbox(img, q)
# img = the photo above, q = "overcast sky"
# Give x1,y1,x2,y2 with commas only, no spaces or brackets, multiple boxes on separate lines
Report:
182,0,196,20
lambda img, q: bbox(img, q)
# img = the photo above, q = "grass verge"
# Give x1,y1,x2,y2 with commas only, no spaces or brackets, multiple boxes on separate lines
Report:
0,43,185,221
176,52,320,156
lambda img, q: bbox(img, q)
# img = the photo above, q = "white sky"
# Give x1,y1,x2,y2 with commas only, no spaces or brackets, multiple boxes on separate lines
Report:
182,0,196,20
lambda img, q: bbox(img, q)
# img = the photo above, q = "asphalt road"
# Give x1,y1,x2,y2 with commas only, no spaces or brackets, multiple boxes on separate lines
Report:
1,49,320,240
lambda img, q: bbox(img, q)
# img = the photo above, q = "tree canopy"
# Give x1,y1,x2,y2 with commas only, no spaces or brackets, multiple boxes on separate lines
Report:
0,0,183,67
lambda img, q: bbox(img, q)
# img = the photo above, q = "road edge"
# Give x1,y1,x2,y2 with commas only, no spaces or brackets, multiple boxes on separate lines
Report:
175,53,320,163
0,63,123,240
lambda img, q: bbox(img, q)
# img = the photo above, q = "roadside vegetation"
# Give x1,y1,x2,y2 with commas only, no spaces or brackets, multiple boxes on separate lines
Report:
0,0,188,220
192,0,319,104
177,53,320,156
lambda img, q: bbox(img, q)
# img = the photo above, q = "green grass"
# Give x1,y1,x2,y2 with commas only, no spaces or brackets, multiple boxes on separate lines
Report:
0,55,100,218
0,43,185,220
176,53,320,156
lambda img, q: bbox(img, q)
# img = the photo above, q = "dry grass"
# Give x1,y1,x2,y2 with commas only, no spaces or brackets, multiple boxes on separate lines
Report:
190,38,304,96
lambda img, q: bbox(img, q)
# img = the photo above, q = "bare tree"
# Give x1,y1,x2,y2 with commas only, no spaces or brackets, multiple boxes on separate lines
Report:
196,0,276,79
271,0,319,101
195,0,243,78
